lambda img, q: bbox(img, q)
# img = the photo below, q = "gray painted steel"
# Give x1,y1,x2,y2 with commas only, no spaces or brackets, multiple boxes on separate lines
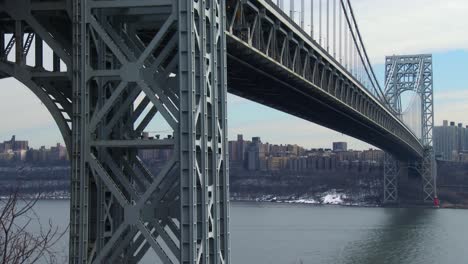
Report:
0,0,435,262
383,153,399,204
1,0,229,263
384,55,436,203
225,0,424,160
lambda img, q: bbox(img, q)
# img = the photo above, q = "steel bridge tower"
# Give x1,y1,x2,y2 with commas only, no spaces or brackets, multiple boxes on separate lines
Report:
70,1,230,263
383,54,436,204
0,0,231,262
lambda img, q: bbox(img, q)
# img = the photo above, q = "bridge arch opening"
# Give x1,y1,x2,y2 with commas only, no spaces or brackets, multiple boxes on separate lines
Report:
399,90,422,140
0,77,66,147
0,75,71,259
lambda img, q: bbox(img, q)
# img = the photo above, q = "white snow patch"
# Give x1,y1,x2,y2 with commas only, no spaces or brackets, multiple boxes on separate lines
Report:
292,198,320,204
321,191,347,205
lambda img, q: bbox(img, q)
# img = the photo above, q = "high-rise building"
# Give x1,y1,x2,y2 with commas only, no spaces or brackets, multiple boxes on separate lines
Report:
236,134,245,162
228,134,248,162
246,137,265,171
50,143,68,160
434,120,465,160
228,140,238,161
332,142,348,152
0,135,28,153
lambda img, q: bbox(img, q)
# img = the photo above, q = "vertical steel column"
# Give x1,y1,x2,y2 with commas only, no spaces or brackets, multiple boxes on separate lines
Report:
420,56,436,202
35,36,43,68
0,31,4,60
179,0,229,263
421,148,436,202
14,20,23,65
383,153,399,203
71,0,88,262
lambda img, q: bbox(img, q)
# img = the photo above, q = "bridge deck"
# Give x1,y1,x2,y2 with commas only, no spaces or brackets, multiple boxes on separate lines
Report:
225,0,423,160
0,0,423,160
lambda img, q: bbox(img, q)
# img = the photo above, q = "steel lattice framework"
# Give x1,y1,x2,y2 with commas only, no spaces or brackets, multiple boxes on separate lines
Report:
70,0,230,263
384,54,436,203
383,153,399,203
0,0,437,263
0,0,228,263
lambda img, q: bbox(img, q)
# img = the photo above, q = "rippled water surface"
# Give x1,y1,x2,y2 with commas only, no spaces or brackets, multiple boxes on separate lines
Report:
32,200,468,264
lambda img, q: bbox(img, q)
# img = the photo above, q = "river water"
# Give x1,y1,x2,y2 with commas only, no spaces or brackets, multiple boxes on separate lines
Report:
31,200,468,264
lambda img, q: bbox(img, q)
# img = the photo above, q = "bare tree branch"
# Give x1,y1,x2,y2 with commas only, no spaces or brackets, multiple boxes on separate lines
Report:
0,181,67,264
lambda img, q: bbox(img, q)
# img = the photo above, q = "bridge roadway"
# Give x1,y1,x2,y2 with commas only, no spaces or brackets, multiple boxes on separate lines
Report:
0,0,423,160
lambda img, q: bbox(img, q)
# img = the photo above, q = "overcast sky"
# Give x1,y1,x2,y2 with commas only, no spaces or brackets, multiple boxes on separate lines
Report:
1,0,468,149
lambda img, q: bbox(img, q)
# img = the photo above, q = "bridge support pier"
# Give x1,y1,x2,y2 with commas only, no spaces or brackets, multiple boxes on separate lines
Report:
418,148,437,203
70,0,230,263
383,153,399,204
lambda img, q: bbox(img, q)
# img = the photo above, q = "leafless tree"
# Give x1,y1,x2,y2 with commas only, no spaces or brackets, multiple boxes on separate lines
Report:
0,185,67,264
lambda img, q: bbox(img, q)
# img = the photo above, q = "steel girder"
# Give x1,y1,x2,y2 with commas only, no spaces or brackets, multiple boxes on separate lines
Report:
225,0,423,159
384,54,436,203
71,0,229,263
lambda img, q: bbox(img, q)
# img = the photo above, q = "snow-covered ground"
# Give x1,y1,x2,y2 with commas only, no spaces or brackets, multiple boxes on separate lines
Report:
231,188,380,207
321,190,347,205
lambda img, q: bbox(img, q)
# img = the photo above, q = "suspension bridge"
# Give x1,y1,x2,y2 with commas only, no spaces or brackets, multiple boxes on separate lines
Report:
0,0,435,263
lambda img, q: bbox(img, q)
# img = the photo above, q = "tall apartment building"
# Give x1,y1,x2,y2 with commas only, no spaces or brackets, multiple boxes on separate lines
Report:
228,134,249,163
0,135,28,152
434,120,468,161
247,137,266,171
332,142,348,152
0,135,29,161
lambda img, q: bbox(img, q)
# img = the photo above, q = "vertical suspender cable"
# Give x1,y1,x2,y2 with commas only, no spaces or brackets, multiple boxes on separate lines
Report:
354,41,357,77
290,0,294,21
311,0,314,39
349,11,352,74
344,9,347,69
352,31,355,75
344,0,387,101
327,0,329,52
319,0,322,46
350,23,353,75
333,0,336,58
301,0,305,29
339,0,342,63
